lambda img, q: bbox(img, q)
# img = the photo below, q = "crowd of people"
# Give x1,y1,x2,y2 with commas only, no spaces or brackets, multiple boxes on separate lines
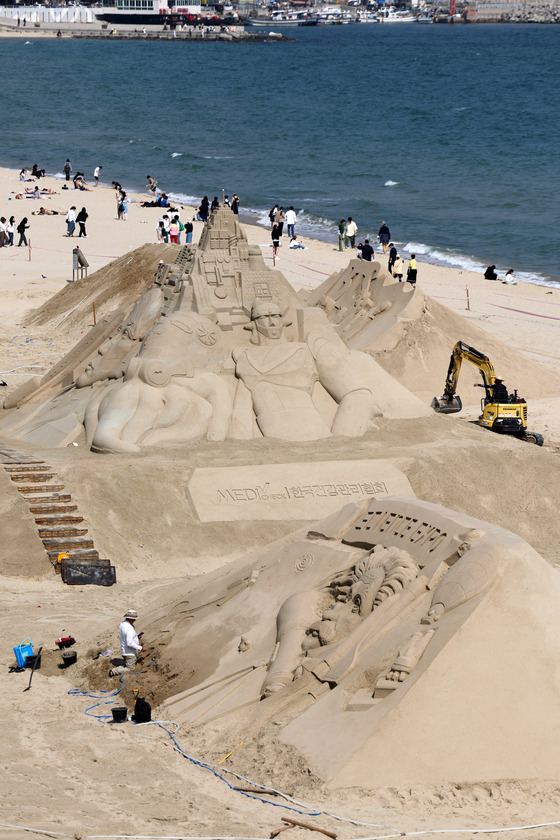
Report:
0,215,29,247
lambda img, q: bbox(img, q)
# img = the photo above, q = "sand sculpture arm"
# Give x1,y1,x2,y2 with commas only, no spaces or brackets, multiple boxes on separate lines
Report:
187,372,233,441
308,333,381,436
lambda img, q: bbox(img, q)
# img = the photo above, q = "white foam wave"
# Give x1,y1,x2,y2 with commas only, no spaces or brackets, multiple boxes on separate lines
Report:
171,152,183,158
166,191,201,206
384,180,399,186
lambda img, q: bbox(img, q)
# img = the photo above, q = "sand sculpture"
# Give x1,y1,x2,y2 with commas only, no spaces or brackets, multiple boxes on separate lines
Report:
153,495,560,787
0,207,428,450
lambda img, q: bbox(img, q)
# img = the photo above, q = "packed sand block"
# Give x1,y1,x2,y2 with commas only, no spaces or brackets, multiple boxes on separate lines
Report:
125,495,560,788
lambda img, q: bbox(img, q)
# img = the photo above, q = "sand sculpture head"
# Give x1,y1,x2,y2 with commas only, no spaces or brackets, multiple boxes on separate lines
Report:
246,299,291,345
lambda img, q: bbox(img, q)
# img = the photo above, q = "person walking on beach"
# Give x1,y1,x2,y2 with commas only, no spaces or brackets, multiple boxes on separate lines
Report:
0,218,7,248
94,165,102,186
65,206,76,237
7,216,15,246
107,609,146,677
146,175,158,194
407,254,417,286
76,206,88,237
269,204,278,227
121,192,128,221
17,217,29,247
345,217,357,249
378,221,391,255
231,194,240,215
393,254,404,282
338,219,346,252
388,243,397,275
271,222,281,257
185,219,193,244
169,217,179,244
285,206,297,239
63,159,72,182
274,206,285,237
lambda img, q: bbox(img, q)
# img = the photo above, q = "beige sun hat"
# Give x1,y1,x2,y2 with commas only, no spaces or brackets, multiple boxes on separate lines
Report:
124,609,138,620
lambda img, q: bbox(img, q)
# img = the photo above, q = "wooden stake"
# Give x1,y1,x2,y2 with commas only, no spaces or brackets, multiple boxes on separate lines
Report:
28,237,31,262
466,285,470,311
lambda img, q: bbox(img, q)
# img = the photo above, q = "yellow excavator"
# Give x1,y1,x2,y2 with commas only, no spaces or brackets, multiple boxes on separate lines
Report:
431,341,543,446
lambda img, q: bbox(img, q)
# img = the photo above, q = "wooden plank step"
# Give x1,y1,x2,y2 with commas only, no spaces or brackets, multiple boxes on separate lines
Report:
30,504,78,515
5,464,51,473
17,485,64,493
42,538,94,550
39,528,88,539
47,548,99,561
35,515,84,525
22,494,72,503
11,474,55,483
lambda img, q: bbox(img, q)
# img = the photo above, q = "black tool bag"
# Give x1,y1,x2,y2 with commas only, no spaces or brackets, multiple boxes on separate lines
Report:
133,696,152,723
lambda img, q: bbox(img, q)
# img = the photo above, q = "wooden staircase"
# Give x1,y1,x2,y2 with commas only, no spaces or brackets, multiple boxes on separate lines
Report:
2,450,116,585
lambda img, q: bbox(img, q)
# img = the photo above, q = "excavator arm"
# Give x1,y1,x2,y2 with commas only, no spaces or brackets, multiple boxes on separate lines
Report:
432,341,498,413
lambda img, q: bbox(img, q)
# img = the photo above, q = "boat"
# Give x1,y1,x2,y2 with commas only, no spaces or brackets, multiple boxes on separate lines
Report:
315,7,354,24
356,11,380,22
246,9,314,25
377,6,418,22
95,0,240,27
415,12,434,22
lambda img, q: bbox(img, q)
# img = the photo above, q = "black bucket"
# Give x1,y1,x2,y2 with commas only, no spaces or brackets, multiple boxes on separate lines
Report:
25,653,41,670
61,650,77,666
111,706,128,723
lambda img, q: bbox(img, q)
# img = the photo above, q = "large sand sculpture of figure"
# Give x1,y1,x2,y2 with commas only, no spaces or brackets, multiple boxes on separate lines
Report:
143,495,560,787
0,207,428,450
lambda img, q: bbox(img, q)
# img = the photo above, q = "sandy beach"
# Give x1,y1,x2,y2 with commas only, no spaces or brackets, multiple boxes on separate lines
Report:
2,166,560,840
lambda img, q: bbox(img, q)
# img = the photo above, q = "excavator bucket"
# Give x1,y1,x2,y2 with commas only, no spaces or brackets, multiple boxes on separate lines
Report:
431,395,463,414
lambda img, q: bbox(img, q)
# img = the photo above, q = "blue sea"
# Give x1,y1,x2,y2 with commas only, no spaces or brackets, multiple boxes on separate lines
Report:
1,23,559,285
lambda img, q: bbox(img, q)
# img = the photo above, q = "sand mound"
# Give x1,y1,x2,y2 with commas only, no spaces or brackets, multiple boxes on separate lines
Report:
25,243,179,335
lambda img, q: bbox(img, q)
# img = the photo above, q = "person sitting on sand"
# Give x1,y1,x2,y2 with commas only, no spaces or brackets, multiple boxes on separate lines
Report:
502,269,517,285
19,168,33,182
484,264,498,280
75,177,91,192
32,207,60,215
289,235,306,250
32,163,46,179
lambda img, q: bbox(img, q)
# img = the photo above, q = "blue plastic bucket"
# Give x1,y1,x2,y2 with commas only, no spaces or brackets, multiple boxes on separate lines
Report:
13,638,33,668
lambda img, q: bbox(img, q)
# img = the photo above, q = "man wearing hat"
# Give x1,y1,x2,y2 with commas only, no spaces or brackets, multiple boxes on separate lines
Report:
108,609,146,676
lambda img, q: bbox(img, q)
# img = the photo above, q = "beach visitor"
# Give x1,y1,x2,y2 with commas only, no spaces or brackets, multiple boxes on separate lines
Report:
361,239,374,261
156,219,165,242
378,221,391,254
94,165,102,186
107,609,146,677
223,195,230,207
162,215,170,241
7,216,15,246
484,264,498,280
173,215,184,243
338,219,346,252
289,235,306,250
345,217,357,249
393,254,404,282
146,175,158,194
231,194,240,215
356,243,363,260
502,269,517,285
285,206,297,239
66,206,76,237
407,254,418,286
269,204,278,227
0,218,7,247
169,217,179,243
33,186,40,200
32,163,46,179
388,242,397,275
20,168,33,182
211,196,220,213
271,222,281,256
197,196,209,222
274,206,286,237
76,207,88,237
185,219,193,244
121,193,128,221
17,217,29,247
63,159,72,181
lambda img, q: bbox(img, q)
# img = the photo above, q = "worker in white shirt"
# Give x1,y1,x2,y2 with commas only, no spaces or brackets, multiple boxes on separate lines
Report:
108,609,146,676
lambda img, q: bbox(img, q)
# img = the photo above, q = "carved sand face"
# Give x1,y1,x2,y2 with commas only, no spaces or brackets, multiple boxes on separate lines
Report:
251,301,284,341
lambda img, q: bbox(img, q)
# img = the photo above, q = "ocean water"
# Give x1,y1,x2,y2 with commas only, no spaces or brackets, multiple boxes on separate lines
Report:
1,24,559,285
